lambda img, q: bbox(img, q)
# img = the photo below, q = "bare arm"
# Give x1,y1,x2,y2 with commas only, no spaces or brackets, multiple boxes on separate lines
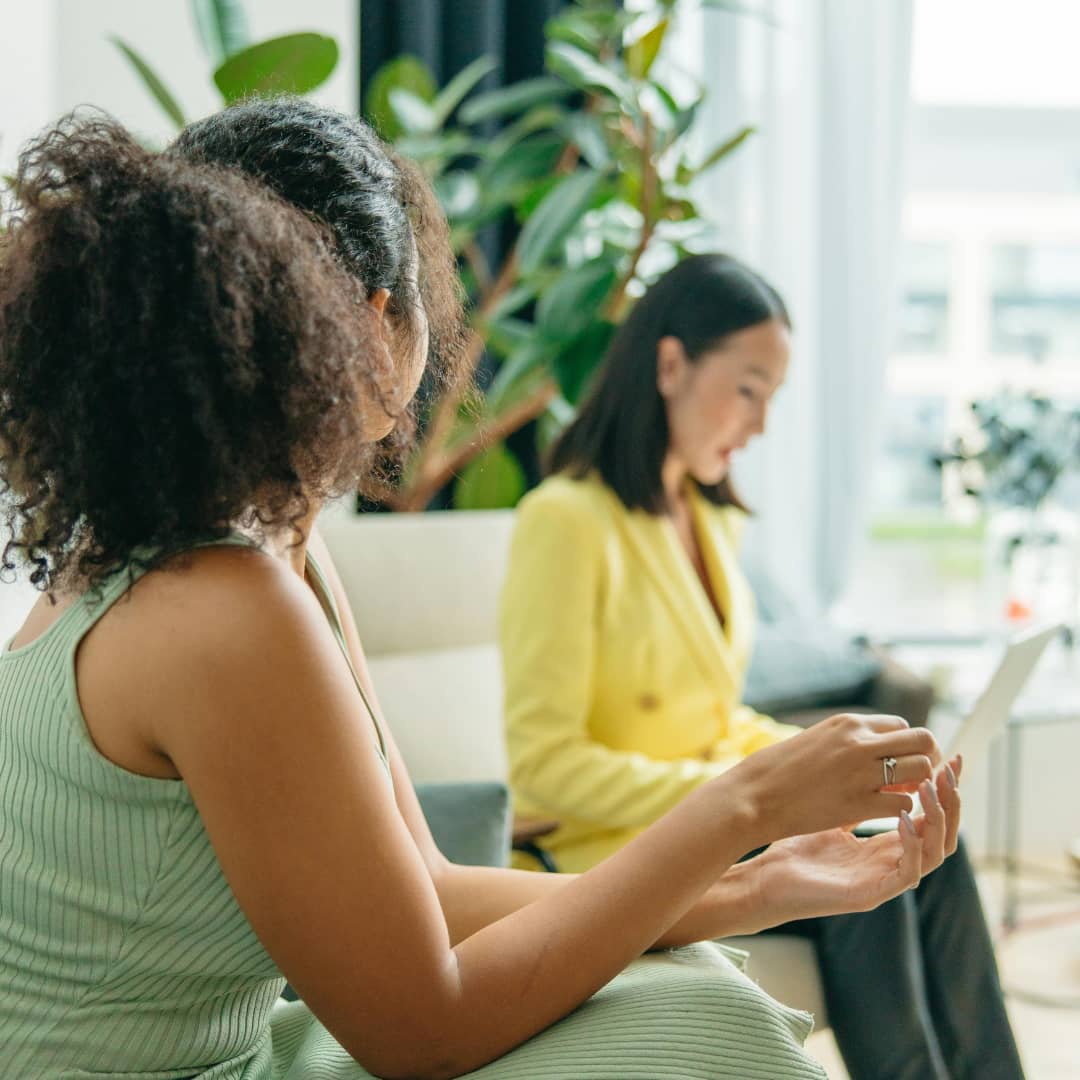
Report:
308,527,755,947
147,549,931,1079
307,527,951,951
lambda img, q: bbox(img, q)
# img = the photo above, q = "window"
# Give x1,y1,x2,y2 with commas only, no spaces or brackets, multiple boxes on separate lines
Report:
896,242,951,357
990,244,1080,362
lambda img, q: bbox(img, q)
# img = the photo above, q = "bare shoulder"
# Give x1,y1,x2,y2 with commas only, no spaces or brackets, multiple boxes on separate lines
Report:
77,544,340,777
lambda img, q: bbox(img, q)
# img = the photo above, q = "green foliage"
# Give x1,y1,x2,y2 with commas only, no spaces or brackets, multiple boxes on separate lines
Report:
191,0,251,65
213,34,338,103
113,0,754,511
111,37,187,128
112,2,339,133
453,443,527,510
936,390,1080,511
357,0,755,509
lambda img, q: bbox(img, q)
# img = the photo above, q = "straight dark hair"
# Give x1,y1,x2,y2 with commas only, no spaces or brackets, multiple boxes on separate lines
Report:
548,253,790,514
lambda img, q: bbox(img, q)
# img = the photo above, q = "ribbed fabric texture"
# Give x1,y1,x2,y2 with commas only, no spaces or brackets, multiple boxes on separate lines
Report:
0,550,825,1079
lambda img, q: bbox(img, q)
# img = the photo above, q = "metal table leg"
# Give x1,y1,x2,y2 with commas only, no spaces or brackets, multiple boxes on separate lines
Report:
1003,719,1022,931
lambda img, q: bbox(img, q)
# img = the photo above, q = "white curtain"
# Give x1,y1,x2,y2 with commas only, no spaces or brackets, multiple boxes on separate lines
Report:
674,0,914,614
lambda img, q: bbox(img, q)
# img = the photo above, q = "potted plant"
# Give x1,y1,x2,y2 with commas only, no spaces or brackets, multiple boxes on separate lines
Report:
936,390,1080,629
115,0,756,512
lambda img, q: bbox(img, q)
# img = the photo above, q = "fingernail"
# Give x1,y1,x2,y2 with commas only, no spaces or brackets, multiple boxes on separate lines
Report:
956,753,963,775
945,764,958,790
923,779,940,806
900,809,915,834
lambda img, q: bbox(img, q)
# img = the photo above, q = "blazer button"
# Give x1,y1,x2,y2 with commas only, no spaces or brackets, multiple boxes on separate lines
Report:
638,692,660,711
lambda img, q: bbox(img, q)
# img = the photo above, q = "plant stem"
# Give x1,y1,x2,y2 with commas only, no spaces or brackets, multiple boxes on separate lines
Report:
390,379,559,511
605,112,655,320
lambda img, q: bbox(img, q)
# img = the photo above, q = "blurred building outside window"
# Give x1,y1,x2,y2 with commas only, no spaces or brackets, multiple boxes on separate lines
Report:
846,0,1080,637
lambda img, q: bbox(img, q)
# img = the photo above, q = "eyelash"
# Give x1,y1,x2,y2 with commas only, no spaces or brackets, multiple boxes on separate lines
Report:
739,387,758,402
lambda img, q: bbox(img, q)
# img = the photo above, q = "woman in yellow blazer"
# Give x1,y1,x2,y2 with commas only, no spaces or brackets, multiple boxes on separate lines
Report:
500,254,1024,1080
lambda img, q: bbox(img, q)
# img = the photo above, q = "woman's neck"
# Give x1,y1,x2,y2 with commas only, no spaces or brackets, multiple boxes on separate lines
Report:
259,496,323,578
660,454,689,514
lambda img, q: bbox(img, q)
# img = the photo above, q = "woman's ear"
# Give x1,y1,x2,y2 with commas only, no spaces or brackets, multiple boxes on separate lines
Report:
656,335,687,398
367,287,391,320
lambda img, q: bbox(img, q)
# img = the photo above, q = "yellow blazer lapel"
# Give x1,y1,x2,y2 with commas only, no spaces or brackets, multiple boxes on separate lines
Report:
603,485,742,702
689,487,756,695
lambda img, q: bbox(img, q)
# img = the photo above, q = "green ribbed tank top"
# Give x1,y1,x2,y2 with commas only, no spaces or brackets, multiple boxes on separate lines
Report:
0,542,825,1080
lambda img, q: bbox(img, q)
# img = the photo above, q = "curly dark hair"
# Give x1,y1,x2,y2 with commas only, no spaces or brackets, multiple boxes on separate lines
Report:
0,102,465,591
170,96,467,437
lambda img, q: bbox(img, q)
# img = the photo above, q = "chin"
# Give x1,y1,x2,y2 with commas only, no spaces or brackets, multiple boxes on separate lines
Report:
692,463,730,488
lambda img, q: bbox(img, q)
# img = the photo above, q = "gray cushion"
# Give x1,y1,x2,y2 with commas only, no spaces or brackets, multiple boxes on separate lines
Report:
743,621,881,715
414,781,511,868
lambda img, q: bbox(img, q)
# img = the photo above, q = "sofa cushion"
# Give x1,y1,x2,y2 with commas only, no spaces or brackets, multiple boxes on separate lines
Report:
367,643,508,784
415,782,511,867
743,621,882,715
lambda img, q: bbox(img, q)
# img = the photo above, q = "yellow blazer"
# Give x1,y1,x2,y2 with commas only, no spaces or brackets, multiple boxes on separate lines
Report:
499,472,797,872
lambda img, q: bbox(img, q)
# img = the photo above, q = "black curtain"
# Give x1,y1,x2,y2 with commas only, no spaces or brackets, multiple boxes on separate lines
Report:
359,1,565,101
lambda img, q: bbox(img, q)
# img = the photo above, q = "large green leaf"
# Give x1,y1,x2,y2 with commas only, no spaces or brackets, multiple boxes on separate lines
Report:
552,320,616,405
111,37,187,128
484,317,535,358
487,340,554,414
434,170,481,219
364,54,437,139
559,112,611,169
536,257,619,341
430,56,499,128
479,133,565,205
487,282,541,323
459,77,572,126
453,443,526,510
191,0,251,64
546,41,635,112
625,17,668,79
516,168,606,275
485,105,567,160
395,131,473,169
388,88,437,135
213,33,338,103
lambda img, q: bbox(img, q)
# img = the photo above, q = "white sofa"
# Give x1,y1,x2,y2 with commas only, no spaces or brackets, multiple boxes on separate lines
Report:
318,501,829,1024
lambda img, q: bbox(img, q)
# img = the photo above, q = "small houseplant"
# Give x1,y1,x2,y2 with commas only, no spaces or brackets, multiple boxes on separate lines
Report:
936,390,1080,627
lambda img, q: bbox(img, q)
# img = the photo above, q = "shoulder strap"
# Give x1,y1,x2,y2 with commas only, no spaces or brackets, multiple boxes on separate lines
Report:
303,547,390,766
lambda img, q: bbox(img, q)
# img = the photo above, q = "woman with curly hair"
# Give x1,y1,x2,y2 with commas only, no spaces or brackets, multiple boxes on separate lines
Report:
1,99,958,1080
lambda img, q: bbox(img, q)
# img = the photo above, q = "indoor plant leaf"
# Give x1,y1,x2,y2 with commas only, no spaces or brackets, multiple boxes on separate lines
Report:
453,442,527,510
545,41,635,112
364,54,437,139
190,0,251,65
517,168,606,275
388,88,438,135
536,257,619,341
479,132,566,204
459,76,572,126
110,37,187,128
625,17,669,80
552,319,616,405
213,33,338,103
430,55,500,128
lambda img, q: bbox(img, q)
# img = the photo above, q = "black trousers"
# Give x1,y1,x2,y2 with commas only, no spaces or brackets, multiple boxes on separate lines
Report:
760,838,1024,1080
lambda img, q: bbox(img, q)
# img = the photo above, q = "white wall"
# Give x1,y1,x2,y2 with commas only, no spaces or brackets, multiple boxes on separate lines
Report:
2,0,357,173
0,1,58,175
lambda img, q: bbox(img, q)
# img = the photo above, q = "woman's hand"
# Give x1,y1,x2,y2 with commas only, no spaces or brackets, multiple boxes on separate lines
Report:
727,754,962,934
719,711,943,846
